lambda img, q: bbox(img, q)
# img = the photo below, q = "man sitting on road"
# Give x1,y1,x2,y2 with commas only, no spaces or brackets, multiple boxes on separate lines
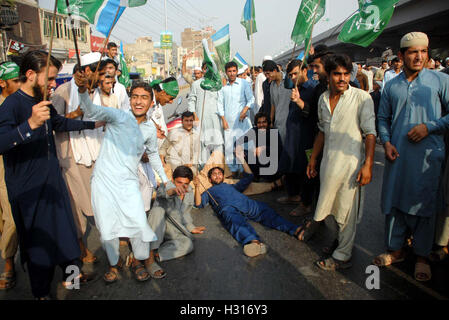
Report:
145,165,205,278
193,147,303,258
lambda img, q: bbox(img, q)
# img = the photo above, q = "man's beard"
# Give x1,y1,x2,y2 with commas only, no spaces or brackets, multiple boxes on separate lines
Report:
32,83,44,102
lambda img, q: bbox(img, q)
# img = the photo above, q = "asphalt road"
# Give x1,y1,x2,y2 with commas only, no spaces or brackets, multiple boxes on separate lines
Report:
1,86,448,300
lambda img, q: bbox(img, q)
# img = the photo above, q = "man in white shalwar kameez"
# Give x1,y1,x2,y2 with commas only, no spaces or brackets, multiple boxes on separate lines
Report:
75,73,169,283
304,54,376,270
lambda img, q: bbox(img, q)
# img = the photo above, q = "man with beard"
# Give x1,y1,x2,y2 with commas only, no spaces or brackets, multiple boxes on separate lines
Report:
0,51,103,299
194,148,303,258
74,72,169,284
374,32,449,282
0,62,20,290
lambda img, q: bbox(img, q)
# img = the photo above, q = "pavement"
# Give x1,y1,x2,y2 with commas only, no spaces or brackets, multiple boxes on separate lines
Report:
1,86,448,300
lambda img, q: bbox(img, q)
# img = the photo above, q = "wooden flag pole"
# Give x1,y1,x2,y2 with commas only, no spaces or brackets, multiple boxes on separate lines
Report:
194,90,207,175
88,5,122,91
43,0,58,102
65,0,81,67
294,0,322,88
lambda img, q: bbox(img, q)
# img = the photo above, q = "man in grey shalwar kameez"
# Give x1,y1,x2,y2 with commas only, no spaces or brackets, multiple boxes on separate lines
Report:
146,165,205,278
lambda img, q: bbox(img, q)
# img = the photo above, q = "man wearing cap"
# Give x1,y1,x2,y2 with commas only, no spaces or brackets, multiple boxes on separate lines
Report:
149,77,179,148
0,61,20,290
52,52,108,266
382,56,403,90
375,32,449,282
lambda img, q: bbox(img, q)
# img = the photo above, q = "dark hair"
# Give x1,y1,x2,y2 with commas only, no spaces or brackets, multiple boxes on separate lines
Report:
225,61,238,71
207,166,224,179
103,74,114,80
19,50,61,82
107,42,117,49
181,111,194,119
201,61,207,69
286,59,307,74
72,63,80,74
262,60,278,72
254,112,270,126
382,60,388,64
104,58,118,70
324,54,353,75
173,165,194,181
130,81,154,100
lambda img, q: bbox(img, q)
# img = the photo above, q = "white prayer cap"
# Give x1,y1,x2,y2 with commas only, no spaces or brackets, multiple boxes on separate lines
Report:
193,66,202,72
400,32,429,48
263,55,272,62
238,65,248,75
80,52,102,67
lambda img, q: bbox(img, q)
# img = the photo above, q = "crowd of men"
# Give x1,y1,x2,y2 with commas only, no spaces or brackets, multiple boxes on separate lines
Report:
0,30,448,299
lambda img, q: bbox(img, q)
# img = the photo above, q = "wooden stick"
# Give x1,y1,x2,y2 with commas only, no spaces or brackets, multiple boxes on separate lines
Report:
250,18,255,77
65,0,81,67
88,5,122,91
294,0,322,88
43,0,58,102
194,89,207,175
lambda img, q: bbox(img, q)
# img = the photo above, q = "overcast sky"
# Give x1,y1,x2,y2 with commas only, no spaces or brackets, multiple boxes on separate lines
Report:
39,0,359,63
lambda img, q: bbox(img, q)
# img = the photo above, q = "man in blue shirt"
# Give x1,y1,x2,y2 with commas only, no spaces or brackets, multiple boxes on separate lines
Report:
375,32,449,282
193,147,302,258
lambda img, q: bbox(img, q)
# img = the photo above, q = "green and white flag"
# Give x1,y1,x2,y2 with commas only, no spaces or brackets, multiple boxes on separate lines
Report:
232,52,248,69
200,39,222,92
211,24,230,72
118,43,131,88
338,0,399,47
291,0,326,46
240,0,257,40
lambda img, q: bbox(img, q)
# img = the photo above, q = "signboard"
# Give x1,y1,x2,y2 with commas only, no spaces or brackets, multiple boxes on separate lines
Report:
7,40,46,56
160,31,173,49
90,35,106,52
68,49,81,59
153,52,164,65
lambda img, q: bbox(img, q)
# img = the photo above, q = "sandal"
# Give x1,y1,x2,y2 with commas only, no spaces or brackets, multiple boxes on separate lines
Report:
297,218,320,241
0,271,16,290
103,258,124,284
146,261,167,279
414,261,431,282
243,242,267,257
62,271,96,289
131,262,150,282
315,257,352,271
429,246,448,262
372,252,405,267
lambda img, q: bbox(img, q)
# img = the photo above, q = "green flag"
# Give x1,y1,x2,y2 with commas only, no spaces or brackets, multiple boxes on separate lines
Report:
57,0,104,24
118,44,131,88
338,0,399,47
200,39,222,92
291,0,326,46
211,25,230,73
240,0,257,40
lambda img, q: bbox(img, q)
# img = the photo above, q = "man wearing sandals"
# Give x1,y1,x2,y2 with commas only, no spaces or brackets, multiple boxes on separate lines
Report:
145,166,206,278
194,147,303,258
375,32,449,282
0,62,20,290
306,54,376,271
74,73,170,284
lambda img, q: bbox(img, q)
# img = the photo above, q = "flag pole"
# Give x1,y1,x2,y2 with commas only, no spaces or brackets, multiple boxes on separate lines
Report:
65,0,81,67
294,0,321,88
250,18,255,77
195,90,207,175
43,0,58,102
88,5,122,90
